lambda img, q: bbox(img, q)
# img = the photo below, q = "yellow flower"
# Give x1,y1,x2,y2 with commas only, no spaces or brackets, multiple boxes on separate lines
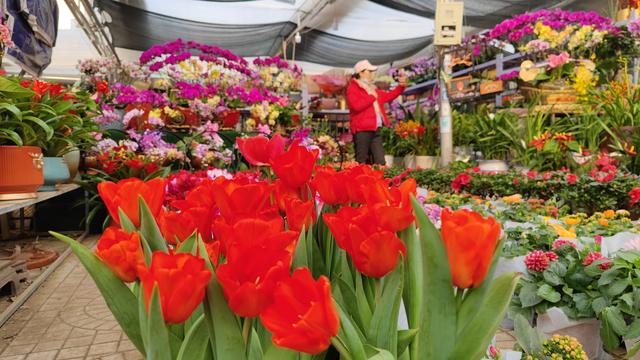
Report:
603,209,615,218
163,106,180,118
574,63,597,96
502,194,523,204
148,108,162,120
563,217,580,226
549,223,577,239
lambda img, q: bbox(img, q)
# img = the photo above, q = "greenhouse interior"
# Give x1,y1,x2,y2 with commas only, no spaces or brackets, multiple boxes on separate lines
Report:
1,0,640,359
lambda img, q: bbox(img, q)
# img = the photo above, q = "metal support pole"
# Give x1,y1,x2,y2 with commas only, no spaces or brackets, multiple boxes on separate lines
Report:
438,47,453,166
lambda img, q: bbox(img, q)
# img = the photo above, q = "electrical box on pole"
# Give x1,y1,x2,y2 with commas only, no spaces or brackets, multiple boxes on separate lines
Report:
434,0,463,166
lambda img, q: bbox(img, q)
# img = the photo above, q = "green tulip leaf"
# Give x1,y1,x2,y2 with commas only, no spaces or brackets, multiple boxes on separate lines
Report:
367,259,404,357
293,227,309,269
399,223,423,347
177,315,209,360
450,272,520,360
49,231,144,353
139,197,169,253
176,232,198,255
117,208,136,234
247,328,263,360
364,345,395,360
335,303,368,360
396,329,418,358
410,196,456,360
146,286,172,360
263,343,298,360
198,238,247,360
336,277,367,330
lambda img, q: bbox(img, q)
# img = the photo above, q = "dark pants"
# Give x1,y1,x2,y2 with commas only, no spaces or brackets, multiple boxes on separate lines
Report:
354,130,385,165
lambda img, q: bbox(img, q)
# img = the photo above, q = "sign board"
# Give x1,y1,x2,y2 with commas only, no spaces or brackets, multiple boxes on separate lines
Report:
434,0,464,46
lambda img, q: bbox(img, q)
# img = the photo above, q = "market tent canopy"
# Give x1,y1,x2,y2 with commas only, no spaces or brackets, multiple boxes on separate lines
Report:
91,0,568,68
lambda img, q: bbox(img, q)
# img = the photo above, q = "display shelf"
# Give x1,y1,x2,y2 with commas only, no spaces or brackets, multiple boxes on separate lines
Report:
0,184,81,216
404,52,526,96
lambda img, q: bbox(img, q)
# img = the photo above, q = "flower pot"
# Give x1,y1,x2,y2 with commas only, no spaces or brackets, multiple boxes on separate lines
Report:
39,157,70,192
393,156,404,167
403,155,416,169
221,109,241,128
0,146,44,200
478,160,509,172
625,338,640,360
384,154,394,167
62,148,81,181
415,155,439,169
537,308,603,359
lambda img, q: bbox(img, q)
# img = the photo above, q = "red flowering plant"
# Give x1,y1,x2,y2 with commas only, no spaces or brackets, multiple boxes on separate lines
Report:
50,136,520,360
510,238,623,332
527,131,582,171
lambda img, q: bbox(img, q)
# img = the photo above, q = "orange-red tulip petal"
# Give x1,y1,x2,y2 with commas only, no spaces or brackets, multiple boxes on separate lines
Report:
260,268,339,354
138,252,211,324
440,208,501,289
98,178,165,227
95,227,144,282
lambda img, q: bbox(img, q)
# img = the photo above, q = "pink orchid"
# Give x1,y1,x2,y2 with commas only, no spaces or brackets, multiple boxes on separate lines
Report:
548,52,571,69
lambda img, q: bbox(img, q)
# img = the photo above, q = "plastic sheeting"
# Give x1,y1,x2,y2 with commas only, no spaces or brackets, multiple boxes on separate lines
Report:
369,0,566,27
5,0,58,77
96,0,433,67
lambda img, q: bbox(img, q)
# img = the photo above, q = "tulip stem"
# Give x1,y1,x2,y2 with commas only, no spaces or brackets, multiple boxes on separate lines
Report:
242,317,253,346
455,288,466,309
330,337,353,360
374,279,382,305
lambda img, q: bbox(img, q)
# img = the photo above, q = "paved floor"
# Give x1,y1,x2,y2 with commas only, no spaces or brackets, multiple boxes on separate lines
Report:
0,247,142,360
0,241,517,360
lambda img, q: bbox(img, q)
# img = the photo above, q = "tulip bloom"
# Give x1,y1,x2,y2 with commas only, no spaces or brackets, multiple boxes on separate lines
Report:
270,141,318,189
260,268,339,354
236,134,286,166
324,206,406,278
216,218,298,317
311,167,350,205
95,227,144,282
98,178,166,227
361,178,416,233
138,252,211,324
284,196,316,232
211,179,278,224
158,207,212,244
440,209,501,289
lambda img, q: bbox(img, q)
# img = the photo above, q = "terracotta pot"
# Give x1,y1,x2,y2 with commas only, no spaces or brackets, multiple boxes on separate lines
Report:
0,146,44,200
221,109,241,128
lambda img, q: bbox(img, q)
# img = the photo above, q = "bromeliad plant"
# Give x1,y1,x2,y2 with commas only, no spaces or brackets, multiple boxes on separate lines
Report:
51,135,519,360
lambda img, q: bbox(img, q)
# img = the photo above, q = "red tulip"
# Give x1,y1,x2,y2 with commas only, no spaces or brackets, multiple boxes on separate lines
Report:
98,178,166,227
311,167,349,205
343,165,386,204
211,179,278,224
273,179,302,211
216,218,297,317
138,252,211,324
158,207,212,245
260,268,339,354
440,209,501,288
324,206,406,278
361,178,416,232
284,196,316,232
203,240,220,267
270,141,318,189
237,134,286,166
95,227,144,282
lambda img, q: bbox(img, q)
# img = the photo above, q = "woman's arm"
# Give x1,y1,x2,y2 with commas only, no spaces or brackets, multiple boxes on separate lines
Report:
377,85,406,103
346,83,377,113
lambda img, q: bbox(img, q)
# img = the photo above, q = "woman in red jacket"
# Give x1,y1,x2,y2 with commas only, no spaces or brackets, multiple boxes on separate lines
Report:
346,59,406,165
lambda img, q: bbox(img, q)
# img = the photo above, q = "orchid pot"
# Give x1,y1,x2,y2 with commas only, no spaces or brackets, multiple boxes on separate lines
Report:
478,160,509,172
415,155,438,169
403,154,416,169
384,154,394,167
39,157,70,192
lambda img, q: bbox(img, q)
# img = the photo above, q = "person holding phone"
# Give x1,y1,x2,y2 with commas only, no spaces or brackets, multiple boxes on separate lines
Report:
346,60,406,165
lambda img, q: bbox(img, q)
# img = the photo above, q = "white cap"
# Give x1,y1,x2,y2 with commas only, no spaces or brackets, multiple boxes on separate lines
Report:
354,59,378,74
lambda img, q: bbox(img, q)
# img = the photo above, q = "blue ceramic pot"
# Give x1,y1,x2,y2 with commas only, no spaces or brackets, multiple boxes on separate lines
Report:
39,157,70,192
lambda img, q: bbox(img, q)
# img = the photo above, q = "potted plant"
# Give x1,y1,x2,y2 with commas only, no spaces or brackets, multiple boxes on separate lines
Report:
393,120,420,168
510,244,609,359
472,106,517,171
511,314,589,360
0,77,47,199
380,125,396,166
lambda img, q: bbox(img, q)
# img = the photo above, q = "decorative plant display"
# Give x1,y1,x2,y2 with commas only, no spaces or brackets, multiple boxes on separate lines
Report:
51,137,519,360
